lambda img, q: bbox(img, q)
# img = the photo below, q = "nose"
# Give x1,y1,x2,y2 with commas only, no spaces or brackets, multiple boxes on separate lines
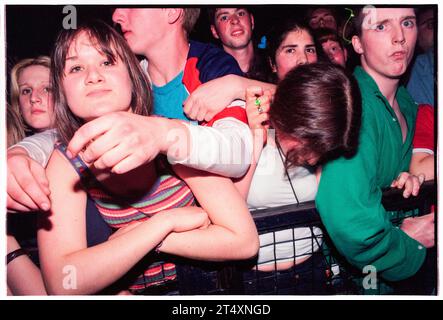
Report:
392,24,406,45
318,18,325,27
112,8,126,24
298,53,308,66
30,90,42,104
85,67,104,85
230,15,239,25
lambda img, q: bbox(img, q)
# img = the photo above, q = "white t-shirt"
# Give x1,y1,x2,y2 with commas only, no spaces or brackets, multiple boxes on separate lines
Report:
247,134,322,267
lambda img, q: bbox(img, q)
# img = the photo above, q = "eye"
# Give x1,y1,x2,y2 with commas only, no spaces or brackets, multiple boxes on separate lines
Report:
402,19,415,28
306,47,317,54
102,59,116,67
69,65,83,73
21,88,31,95
219,15,228,22
43,86,52,93
238,10,246,17
285,48,296,54
375,24,385,31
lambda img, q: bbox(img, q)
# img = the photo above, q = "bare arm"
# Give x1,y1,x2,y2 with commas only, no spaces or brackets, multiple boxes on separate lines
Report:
410,152,434,181
7,235,47,295
234,86,272,198
7,146,51,212
183,74,276,122
38,150,207,295
159,164,259,261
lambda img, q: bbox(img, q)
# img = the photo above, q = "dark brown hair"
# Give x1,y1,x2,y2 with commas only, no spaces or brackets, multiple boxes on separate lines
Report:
52,20,152,144
270,62,362,168
314,27,345,50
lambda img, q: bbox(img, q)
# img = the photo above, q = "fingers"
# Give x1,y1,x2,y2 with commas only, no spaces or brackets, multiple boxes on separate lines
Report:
7,194,34,212
67,116,113,158
391,172,422,198
29,161,51,195
82,131,121,165
392,172,409,189
92,143,133,171
111,153,150,174
8,162,51,211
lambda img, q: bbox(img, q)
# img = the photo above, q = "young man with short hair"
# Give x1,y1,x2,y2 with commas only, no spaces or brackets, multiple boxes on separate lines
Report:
209,7,268,81
316,7,435,294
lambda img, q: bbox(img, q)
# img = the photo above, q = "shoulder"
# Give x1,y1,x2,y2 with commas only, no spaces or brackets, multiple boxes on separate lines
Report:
46,147,80,186
188,40,243,81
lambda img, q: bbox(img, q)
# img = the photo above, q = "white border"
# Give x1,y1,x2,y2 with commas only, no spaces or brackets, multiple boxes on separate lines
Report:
1,0,441,302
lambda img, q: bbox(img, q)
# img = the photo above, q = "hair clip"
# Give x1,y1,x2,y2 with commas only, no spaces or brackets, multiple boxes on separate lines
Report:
342,8,355,45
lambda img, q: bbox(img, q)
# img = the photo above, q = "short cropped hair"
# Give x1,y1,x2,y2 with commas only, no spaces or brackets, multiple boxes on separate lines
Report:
183,8,201,35
51,20,152,144
270,62,362,168
351,6,418,37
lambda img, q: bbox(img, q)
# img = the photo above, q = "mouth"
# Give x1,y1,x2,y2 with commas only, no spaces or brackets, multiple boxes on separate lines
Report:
390,51,407,60
231,29,244,37
31,109,46,115
87,89,112,97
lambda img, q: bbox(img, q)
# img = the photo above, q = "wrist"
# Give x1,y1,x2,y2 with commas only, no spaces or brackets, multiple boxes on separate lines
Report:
6,248,30,265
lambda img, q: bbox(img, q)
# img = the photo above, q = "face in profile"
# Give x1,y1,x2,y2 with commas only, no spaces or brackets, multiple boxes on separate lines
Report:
272,29,318,81
62,31,133,121
18,65,54,131
112,8,165,56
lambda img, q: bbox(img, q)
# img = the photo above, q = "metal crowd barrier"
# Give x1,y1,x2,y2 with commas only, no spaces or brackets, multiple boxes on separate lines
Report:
172,180,436,295
8,181,436,295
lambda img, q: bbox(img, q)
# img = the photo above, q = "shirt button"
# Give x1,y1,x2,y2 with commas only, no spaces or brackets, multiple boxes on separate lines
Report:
392,118,397,122
418,245,424,250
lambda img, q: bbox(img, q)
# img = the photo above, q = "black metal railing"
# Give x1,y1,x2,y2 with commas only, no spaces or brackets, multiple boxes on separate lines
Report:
173,180,436,295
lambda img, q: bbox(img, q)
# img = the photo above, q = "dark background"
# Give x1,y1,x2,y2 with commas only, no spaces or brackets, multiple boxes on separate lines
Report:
5,5,350,68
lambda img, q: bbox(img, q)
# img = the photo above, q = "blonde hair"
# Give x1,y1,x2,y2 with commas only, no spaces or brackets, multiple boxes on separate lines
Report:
10,56,51,131
6,104,26,147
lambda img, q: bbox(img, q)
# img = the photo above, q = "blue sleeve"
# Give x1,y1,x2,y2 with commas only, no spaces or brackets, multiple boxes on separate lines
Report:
196,43,244,83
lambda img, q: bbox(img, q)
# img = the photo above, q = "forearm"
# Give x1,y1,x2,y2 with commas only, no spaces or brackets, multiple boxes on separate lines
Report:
410,154,434,181
40,214,172,295
160,224,258,261
228,75,276,100
166,120,253,178
7,235,47,295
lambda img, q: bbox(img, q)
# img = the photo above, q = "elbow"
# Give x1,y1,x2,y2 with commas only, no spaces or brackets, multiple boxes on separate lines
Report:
235,231,260,260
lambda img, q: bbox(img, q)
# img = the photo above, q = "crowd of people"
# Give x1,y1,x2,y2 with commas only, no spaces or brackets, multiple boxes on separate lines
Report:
5,5,436,295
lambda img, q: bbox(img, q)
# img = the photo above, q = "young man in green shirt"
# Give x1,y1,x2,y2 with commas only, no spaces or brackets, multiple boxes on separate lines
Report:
316,7,435,294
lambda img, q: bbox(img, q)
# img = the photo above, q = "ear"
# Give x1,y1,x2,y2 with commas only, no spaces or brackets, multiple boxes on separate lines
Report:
210,24,220,39
343,47,348,62
351,35,364,55
268,56,277,73
166,8,183,25
250,13,255,31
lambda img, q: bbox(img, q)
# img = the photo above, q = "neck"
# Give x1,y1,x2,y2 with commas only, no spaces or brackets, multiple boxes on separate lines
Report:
224,42,254,73
144,30,189,86
361,63,400,108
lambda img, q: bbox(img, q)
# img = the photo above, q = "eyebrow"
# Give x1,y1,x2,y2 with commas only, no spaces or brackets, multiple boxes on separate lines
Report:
216,10,230,18
373,15,416,25
65,56,78,61
281,43,315,50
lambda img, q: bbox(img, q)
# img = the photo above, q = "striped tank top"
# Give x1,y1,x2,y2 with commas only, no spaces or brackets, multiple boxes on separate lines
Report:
56,144,195,293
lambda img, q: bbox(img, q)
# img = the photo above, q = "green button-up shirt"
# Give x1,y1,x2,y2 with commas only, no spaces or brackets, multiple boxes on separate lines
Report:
316,66,424,281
